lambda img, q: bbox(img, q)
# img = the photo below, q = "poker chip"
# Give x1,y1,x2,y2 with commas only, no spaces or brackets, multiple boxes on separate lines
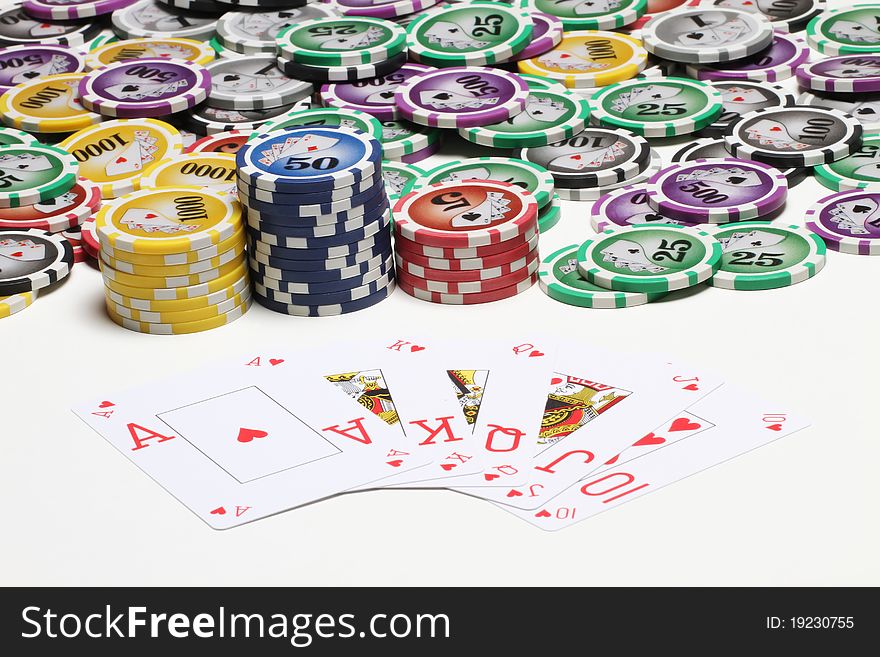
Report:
699,0,825,33
590,185,686,232
99,227,244,266
394,66,528,129
102,259,247,299
336,0,437,19
254,266,393,301
78,58,211,119
405,1,532,67
458,87,590,148
187,130,250,154
0,72,104,133
277,51,408,83
240,177,384,211
420,157,555,210
645,158,788,223
396,233,538,272
253,255,392,293
685,31,810,83
0,126,40,146
111,0,218,40
0,143,78,208
59,118,184,198
183,103,302,135
705,221,826,290
397,254,537,294
510,12,563,61
105,273,248,311
0,228,74,294
80,217,99,258
672,136,808,187
516,73,568,93
397,272,536,304
95,186,242,255
215,7,340,55
249,211,391,249
0,177,101,232
259,107,384,142
0,45,86,92
0,290,37,319
627,0,700,32
62,225,90,263
520,128,651,189
250,231,391,264
250,249,389,283
642,7,774,63
382,160,424,200
517,30,648,89
380,119,440,158
209,37,246,60
806,5,880,56
796,55,880,94
276,16,406,67
539,243,661,308
85,37,215,70
24,0,140,21
589,77,724,137
538,194,561,232
101,243,245,280
554,149,662,202
523,0,647,30
394,139,438,164
108,289,251,324
814,132,880,191
204,56,312,111
237,125,382,193
241,188,387,220
0,5,102,48
392,180,538,248
393,225,536,259
805,189,880,255
699,81,796,139
139,153,237,194
576,224,722,293
320,63,432,122
797,89,880,132
725,106,863,167
395,246,537,284
106,297,250,334
253,279,395,316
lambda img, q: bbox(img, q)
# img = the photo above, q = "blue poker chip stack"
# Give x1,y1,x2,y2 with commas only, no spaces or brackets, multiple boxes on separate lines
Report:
236,125,395,316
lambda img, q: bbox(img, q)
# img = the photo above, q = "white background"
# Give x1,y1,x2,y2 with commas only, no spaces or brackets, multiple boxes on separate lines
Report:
1,0,877,586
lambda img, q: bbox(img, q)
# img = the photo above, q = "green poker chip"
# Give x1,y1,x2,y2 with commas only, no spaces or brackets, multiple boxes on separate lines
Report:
538,194,562,233
517,73,568,93
406,1,533,66
705,222,826,291
540,244,663,308
0,144,78,209
380,119,440,158
521,0,647,30
589,77,723,138
419,157,555,209
255,107,384,142
458,88,591,148
814,131,880,191
276,17,407,67
576,224,722,293
382,160,425,200
806,5,880,56
0,127,40,147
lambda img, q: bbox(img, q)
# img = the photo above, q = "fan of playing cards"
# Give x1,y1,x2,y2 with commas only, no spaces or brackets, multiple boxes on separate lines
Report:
72,335,808,532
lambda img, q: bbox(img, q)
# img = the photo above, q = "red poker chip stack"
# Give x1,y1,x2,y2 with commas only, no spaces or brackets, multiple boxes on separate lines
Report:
392,180,540,304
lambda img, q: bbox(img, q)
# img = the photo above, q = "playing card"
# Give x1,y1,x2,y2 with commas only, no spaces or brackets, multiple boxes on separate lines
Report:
500,384,809,531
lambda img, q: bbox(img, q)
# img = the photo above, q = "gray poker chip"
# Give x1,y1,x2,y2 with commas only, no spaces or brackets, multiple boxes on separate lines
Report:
183,103,302,135
701,81,796,138
519,128,651,189
699,0,825,34
641,7,774,63
725,106,863,167
112,0,218,40
205,57,313,110
673,136,808,187
797,89,880,132
215,6,339,55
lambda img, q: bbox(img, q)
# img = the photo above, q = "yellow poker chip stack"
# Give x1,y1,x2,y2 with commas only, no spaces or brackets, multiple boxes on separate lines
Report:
94,186,251,335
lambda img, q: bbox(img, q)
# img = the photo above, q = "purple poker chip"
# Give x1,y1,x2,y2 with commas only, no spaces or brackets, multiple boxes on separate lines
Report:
78,57,211,118
805,190,880,255
23,0,139,20
395,139,440,164
335,0,440,20
686,31,809,83
394,66,529,129
589,185,690,232
646,158,789,224
0,44,85,92
796,55,880,94
509,13,563,62
320,63,433,121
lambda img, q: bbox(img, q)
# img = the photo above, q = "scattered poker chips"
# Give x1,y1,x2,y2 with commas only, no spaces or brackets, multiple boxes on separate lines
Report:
796,55,880,93
701,0,825,33
394,66,529,128
187,130,250,154
111,0,218,40
0,290,37,320
511,12,563,61
589,77,724,137
705,221,826,290
725,106,863,167
517,30,648,89
276,16,406,67
138,152,237,194
642,7,774,63
379,118,440,161
523,0,647,31
576,224,722,293
699,81,796,139
0,143,79,208
806,189,880,255
336,0,437,20
183,103,302,135
0,126,40,146
797,89,880,131
85,37,216,70
277,50,408,83
806,5,880,56
0,5,102,48
59,118,184,198
320,63,432,121
420,157,555,209
0,45,86,92
24,0,140,21
814,132,880,191
0,72,104,134
645,158,788,223
554,148,662,201
405,1,532,66
539,243,662,308
537,194,561,232
672,136,808,187
204,56,312,110
590,185,686,232
0,177,101,231
382,160,424,200
0,228,74,294
259,107,384,142
685,31,810,83
78,58,211,118
215,6,339,55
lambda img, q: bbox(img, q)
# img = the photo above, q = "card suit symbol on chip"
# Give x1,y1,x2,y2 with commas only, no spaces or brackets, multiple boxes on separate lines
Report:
210,507,226,515
386,459,403,467
669,417,700,432
98,401,115,408
506,489,523,498
484,473,499,481
733,96,745,102
410,345,425,352
535,510,551,518
683,384,699,391
770,126,782,132
440,463,456,471
269,358,284,366
115,157,127,164
634,432,665,447
237,428,268,443
766,423,783,431
529,350,544,358
10,251,23,258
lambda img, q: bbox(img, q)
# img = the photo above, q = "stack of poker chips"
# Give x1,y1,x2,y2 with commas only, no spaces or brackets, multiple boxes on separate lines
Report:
238,126,395,316
392,180,540,305
93,186,251,335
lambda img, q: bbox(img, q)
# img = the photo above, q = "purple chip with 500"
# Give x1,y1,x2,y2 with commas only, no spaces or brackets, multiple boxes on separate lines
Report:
0,44,85,92
335,0,439,20
23,0,139,20
796,55,880,94
590,185,689,232
510,12,563,62
686,31,809,83
320,63,433,121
